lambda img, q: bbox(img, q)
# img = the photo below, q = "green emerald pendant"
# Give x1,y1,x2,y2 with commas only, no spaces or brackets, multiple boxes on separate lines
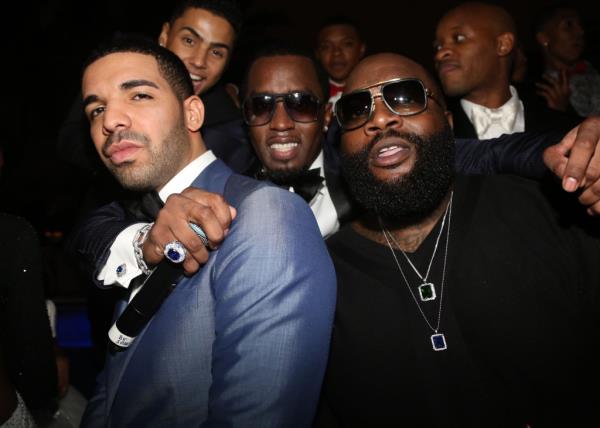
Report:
418,282,436,301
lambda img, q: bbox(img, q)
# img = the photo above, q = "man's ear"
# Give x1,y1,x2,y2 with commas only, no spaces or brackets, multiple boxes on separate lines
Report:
497,32,515,57
323,103,333,133
158,22,170,47
183,96,205,132
445,110,454,131
359,42,366,58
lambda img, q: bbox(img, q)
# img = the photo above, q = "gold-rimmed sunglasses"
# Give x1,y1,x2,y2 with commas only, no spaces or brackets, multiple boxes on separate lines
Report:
335,78,441,131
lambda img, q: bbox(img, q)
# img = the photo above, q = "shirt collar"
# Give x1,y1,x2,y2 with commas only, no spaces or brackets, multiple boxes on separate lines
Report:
460,85,521,119
158,150,217,202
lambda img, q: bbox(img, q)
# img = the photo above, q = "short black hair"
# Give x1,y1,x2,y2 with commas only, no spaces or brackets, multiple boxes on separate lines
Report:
83,35,194,101
169,0,243,37
317,15,363,40
240,42,329,102
534,3,580,33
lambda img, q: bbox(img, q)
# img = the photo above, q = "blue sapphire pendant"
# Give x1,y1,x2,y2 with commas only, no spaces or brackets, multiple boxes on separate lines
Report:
431,333,447,351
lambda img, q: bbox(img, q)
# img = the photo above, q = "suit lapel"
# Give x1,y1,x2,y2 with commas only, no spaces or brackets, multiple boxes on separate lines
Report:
104,158,234,413
322,144,354,224
448,99,478,139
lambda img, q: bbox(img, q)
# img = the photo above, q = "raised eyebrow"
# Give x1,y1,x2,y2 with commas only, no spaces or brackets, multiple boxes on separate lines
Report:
82,94,99,110
120,79,160,91
179,25,231,51
209,41,231,51
82,80,159,111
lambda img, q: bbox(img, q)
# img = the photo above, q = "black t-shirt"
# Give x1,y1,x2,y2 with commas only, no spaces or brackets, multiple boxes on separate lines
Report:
317,175,600,428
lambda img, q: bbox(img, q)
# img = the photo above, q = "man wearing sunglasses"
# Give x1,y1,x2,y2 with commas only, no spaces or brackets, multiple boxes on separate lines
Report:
240,46,353,238
239,45,580,239
315,52,600,427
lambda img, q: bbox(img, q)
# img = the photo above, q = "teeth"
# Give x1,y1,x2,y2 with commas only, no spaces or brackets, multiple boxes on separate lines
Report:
190,74,204,81
379,145,399,153
271,143,298,151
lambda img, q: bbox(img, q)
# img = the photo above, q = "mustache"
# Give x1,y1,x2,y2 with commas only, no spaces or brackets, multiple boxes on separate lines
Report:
368,129,422,152
102,130,149,157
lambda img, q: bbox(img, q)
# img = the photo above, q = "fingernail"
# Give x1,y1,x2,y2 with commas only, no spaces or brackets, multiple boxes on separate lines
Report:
564,177,578,192
224,228,230,236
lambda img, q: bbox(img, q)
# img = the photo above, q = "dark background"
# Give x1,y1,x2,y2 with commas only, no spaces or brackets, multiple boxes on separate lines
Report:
1,0,599,249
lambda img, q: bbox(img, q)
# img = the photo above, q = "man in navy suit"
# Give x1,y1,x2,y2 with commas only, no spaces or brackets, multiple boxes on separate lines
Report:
79,38,336,427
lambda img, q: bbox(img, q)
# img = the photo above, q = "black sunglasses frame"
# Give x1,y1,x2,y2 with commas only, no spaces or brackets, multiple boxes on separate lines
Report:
242,92,323,127
335,78,440,131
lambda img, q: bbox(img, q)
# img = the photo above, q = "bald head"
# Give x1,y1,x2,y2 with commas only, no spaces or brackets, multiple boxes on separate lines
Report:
434,2,516,105
346,53,446,110
445,2,516,36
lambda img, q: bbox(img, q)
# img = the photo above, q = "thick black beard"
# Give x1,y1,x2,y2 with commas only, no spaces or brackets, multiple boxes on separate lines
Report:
341,125,455,224
262,165,311,187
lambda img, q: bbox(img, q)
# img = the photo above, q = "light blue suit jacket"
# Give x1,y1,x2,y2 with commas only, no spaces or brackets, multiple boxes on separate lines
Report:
82,160,337,427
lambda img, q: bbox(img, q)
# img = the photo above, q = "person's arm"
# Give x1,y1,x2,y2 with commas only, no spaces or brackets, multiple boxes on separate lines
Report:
454,131,564,178
66,189,236,288
544,116,600,214
65,201,136,288
206,187,336,427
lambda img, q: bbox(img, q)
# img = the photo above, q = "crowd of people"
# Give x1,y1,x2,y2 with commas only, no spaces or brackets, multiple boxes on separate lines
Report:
3,1,600,426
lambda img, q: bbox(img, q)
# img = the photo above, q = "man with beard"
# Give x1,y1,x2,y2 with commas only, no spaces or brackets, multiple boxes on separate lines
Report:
314,53,600,427
78,38,335,427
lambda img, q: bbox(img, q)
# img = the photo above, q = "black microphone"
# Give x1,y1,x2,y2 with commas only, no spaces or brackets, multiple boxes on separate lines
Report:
107,222,209,352
108,261,182,353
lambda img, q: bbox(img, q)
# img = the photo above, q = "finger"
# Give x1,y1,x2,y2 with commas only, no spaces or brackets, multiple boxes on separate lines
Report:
543,126,578,185
181,187,236,231
579,180,600,207
184,203,228,250
586,200,600,216
563,118,600,190
182,257,201,277
143,226,167,266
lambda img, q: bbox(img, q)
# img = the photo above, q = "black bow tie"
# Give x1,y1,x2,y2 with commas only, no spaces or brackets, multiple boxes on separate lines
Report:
289,169,325,203
255,168,324,203
123,190,164,222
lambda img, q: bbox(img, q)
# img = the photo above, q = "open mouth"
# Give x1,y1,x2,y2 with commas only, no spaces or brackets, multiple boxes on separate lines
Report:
268,138,301,161
370,139,412,168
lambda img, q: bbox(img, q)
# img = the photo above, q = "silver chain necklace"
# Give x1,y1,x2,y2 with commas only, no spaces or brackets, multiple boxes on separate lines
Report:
378,191,453,351
386,200,449,302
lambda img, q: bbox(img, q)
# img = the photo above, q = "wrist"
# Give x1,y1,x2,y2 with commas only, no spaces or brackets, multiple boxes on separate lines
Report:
133,223,155,275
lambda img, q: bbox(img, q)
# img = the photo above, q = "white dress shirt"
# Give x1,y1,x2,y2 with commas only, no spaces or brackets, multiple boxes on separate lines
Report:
98,151,217,288
461,85,525,139
293,151,339,239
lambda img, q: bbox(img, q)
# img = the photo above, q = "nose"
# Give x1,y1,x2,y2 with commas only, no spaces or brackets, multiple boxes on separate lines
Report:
434,43,452,64
365,96,403,135
189,46,209,69
102,104,131,136
269,100,294,131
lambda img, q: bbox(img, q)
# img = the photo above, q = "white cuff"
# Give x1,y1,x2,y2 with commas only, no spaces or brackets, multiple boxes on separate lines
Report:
97,223,146,288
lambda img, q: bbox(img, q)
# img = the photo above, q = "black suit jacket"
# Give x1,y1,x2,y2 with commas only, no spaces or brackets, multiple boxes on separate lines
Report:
448,85,580,139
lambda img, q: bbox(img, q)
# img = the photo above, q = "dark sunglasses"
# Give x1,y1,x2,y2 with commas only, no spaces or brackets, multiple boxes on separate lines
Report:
335,78,440,131
242,92,322,126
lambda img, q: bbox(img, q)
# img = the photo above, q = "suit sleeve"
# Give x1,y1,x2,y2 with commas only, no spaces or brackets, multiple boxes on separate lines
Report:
65,201,135,288
455,131,564,178
204,187,337,428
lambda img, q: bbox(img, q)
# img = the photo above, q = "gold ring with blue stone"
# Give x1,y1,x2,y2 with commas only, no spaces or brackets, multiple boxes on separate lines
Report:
164,240,187,264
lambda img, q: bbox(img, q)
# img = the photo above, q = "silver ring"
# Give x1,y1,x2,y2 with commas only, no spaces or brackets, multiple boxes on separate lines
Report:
189,223,209,247
164,240,187,264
